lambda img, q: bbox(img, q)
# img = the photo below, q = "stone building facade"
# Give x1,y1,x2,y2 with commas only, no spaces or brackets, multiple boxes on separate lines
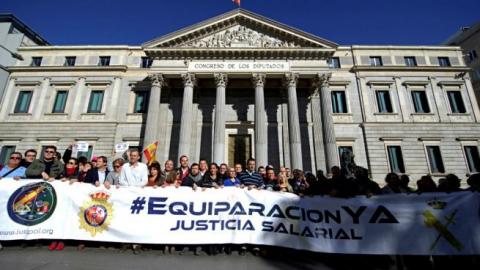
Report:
1,9,480,183
445,22,480,103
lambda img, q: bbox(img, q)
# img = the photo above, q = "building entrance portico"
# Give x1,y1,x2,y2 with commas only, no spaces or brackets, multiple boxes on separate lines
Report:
140,9,340,171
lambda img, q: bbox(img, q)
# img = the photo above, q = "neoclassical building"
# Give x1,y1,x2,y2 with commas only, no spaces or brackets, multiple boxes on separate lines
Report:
1,9,480,183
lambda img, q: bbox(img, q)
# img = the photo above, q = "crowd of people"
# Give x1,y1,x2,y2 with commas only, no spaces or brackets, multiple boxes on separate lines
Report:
1,144,480,255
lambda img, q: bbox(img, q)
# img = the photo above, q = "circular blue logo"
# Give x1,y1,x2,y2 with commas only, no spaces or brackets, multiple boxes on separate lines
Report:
7,182,57,226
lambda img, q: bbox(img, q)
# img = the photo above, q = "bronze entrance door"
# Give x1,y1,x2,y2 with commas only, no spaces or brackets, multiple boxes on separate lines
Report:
228,134,252,166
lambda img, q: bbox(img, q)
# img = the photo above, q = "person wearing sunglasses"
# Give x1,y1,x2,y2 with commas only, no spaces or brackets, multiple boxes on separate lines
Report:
21,149,37,167
25,145,64,181
0,152,26,180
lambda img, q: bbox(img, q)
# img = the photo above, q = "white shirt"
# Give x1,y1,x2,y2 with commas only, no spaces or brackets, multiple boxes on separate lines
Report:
119,162,148,187
98,170,106,185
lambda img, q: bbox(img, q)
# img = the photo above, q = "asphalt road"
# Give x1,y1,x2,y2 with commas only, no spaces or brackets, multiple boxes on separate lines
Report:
0,242,477,270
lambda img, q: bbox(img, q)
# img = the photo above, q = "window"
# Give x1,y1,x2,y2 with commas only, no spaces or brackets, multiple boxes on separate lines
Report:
438,57,451,67
404,56,417,67
64,56,76,66
447,91,466,113
387,146,405,173
98,56,110,66
376,90,393,113
31,57,42,67
87,91,104,113
141,57,153,68
426,146,445,174
134,91,149,113
77,145,93,160
411,91,430,113
14,91,33,113
52,91,68,113
338,146,354,170
369,56,383,66
468,50,478,62
464,146,480,173
328,57,341,69
0,146,16,165
331,91,348,113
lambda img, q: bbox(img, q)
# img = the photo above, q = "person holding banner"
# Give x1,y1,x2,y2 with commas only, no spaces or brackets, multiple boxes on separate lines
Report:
119,149,148,187
21,149,37,168
60,157,79,181
178,155,190,183
84,156,110,187
163,159,174,176
25,145,64,181
0,152,26,179
238,158,264,190
105,158,124,188
198,163,223,189
181,163,202,189
223,167,240,187
147,161,164,187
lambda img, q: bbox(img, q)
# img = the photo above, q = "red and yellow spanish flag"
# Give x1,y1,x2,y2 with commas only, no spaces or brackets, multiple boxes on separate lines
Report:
143,141,158,165
232,0,241,7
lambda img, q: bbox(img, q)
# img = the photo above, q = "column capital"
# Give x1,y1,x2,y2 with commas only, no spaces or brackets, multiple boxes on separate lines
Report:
181,73,196,87
312,72,331,89
148,73,165,88
428,76,437,81
214,73,228,88
284,72,299,88
252,73,266,88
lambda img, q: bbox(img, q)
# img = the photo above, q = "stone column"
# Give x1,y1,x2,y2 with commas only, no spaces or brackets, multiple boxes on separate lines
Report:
318,73,337,173
213,73,228,164
142,74,165,161
252,73,267,167
178,73,196,160
33,77,51,119
285,73,303,170
311,77,326,172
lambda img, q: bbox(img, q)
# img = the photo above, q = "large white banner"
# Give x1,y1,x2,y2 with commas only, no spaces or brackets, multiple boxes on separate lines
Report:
1,179,479,255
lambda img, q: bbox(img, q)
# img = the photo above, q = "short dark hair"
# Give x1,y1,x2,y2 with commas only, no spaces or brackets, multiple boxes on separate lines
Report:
129,148,140,155
44,145,57,152
190,163,199,169
78,156,88,166
247,158,255,164
24,149,37,156
68,157,78,165
98,156,108,163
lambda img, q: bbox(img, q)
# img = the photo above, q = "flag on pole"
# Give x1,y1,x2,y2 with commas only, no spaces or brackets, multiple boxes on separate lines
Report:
232,0,241,7
143,141,158,165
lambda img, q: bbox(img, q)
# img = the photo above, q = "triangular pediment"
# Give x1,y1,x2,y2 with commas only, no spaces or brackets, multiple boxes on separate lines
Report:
142,9,337,49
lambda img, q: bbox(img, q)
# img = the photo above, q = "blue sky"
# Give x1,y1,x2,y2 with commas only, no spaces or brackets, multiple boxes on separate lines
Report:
1,0,479,46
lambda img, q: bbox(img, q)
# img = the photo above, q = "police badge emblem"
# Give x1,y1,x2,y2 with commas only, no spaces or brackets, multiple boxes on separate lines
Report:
78,191,113,236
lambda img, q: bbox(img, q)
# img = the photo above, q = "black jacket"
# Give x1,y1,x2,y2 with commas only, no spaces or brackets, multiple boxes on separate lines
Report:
84,168,110,185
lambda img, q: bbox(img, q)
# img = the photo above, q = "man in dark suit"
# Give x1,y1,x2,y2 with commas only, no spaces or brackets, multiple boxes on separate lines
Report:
84,156,109,187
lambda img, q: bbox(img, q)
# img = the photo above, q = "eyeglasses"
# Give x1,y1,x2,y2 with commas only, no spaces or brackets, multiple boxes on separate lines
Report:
44,150,55,154
10,157,21,160
114,165,121,168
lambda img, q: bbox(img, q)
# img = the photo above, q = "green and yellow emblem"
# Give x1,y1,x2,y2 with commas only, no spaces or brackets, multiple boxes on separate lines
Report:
423,198,463,251
78,191,113,237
